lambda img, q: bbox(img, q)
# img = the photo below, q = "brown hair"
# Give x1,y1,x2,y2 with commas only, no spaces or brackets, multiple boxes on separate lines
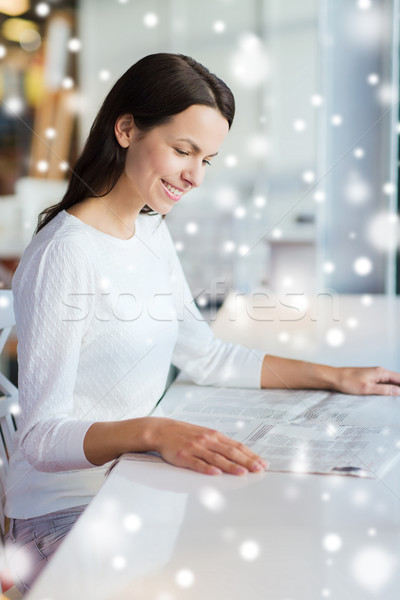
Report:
36,53,235,233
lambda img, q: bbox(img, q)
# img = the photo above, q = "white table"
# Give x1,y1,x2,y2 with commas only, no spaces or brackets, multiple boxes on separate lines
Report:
26,294,400,599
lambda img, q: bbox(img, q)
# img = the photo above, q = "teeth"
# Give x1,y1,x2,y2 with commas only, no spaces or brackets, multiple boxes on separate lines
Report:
163,180,183,196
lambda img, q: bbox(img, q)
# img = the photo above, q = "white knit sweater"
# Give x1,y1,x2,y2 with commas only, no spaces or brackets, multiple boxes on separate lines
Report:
5,210,265,519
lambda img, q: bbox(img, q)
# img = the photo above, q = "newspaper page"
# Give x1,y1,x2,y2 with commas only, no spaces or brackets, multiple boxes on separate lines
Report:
110,384,400,479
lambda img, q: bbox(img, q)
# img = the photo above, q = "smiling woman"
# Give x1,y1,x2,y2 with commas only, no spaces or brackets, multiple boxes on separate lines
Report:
35,53,235,239
4,53,266,593
107,104,229,217
4,52,400,594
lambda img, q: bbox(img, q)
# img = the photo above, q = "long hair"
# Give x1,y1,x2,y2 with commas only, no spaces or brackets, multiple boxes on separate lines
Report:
36,53,235,233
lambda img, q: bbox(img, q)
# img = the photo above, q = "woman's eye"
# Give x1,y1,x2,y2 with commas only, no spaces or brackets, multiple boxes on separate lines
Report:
175,148,211,166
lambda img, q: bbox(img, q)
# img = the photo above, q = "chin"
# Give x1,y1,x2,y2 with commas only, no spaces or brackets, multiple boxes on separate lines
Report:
147,202,174,216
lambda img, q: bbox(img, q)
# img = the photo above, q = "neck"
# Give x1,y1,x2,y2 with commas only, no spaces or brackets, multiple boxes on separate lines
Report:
98,172,145,238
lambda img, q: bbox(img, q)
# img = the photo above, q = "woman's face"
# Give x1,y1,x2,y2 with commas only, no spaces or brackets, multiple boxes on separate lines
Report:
119,104,230,215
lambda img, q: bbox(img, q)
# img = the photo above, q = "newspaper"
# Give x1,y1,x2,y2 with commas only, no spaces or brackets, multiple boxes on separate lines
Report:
110,384,400,479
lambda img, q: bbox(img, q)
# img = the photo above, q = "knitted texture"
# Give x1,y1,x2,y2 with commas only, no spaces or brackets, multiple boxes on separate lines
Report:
5,210,265,518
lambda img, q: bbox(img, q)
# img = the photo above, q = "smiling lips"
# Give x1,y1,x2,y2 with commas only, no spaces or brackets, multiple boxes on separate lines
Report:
161,179,185,201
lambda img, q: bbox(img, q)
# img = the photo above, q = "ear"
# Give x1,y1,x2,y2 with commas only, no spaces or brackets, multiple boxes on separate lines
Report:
114,114,135,148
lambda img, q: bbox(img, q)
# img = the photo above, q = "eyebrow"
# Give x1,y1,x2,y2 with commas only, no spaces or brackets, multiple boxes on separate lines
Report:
176,138,219,158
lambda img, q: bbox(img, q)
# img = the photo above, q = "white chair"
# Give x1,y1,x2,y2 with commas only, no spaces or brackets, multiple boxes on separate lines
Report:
0,291,18,535
0,290,21,599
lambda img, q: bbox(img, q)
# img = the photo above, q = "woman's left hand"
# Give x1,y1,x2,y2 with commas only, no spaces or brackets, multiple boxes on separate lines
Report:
335,366,400,396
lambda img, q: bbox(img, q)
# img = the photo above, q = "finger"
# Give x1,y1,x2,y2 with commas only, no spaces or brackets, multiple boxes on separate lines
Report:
187,456,223,475
371,367,400,385
214,435,268,467
369,383,400,396
218,443,267,471
168,450,223,475
383,370,400,385
202,438,268,472
201,449,266,475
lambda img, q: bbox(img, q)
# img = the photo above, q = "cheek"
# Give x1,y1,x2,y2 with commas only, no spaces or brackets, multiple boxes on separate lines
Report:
145,146,180,176
125,143,180,182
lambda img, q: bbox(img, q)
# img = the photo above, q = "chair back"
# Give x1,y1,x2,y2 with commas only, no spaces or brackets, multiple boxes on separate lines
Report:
0,291,18,535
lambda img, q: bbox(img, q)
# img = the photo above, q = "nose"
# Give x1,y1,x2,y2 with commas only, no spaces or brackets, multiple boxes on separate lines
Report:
181,161,205,189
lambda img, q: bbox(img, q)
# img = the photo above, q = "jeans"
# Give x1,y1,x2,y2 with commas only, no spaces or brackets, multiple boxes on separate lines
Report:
4,504,87,594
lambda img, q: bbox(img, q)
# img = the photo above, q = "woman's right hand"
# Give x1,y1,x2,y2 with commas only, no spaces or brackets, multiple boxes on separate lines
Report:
149,417,268,476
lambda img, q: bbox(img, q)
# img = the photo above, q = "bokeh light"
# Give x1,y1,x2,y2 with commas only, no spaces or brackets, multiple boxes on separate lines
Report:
175,569,195,588
111,555,126,570
185,222,198,235
143,12,158,27
199,486,226,511
62,77,74,89
36,159,49,173
246,133,269,158
331,114,343,126
239,540,260,561
44,127,56,139
238,244,250,257
123,513,142,532
358,0,372,9
99,69,111,81
293,119,307,132
223,240,235,253
323,533,342,552
348,8,384,48
271,228,282,239
353,257,373,276
214,186,238,210
346,317,359,328
230,33,269,88
323,261,335,274
344,172,370,204
9,403,21,416
367,73,379,85
383,182,397,195
213,20,226,33
310,93,324,106
361,294,373,306
68,38,81,52
314,190,326,203
225,155,238,168
35,2,50,17
351,546,396,593
234,206,246,219
302,170,315,184
326,328,345,347
0,295,10,308
254,195,267,208
367,211,399,252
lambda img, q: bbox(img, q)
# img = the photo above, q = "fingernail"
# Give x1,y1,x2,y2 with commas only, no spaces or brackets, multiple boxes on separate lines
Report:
252,463,263,472
211,467,222,475
235,466,248,475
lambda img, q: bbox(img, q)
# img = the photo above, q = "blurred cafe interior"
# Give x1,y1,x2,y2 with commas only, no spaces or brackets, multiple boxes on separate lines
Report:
0,0,399,379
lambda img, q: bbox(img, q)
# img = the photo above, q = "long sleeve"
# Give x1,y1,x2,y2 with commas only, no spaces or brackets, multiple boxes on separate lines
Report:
14,238,96,472
161,221,265,388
